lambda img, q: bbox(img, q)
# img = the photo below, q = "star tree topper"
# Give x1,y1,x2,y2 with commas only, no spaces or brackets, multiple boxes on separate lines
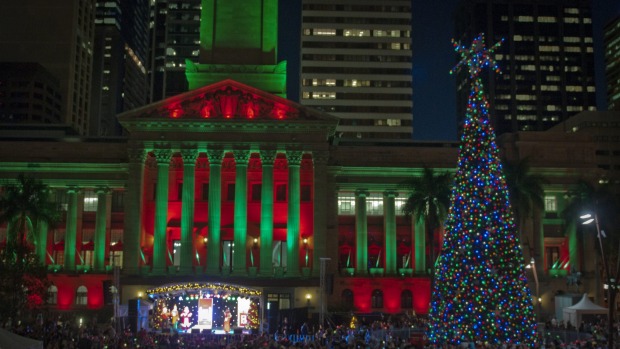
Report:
450,33,503,79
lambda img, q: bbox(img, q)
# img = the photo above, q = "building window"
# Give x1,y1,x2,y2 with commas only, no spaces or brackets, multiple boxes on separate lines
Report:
111,191,124,212
75,286,88,305
544,196,557,212
341,289,354,309
172,240,181,267
222,240,234,272
267,293,290,310
401,290,413,309
301,185,312,202
545,246,560,270
251,184,262,202
83,190,97,212
366,195,383,216
338,193,355,215
314,29,336,36
48,285,58,305
395,197,407,215
275,184,287,202
226,183,235,201
177,183,183,201
201,183,209,201
371,289,383,308
272,241,287,268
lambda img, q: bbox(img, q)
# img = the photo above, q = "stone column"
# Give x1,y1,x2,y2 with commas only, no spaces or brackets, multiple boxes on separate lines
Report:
64,186,79,271
206,148,224,275
286,151,303,277
414,215,426,273
152,148,172,275
355,189,369,276
259,149,276,276
180,148,199,274
232,149,250,275
93,187,110,272
384,191,397,275
123,147,146,275
36,220,48,266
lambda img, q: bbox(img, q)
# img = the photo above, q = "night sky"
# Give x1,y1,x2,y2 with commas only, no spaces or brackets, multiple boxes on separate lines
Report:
279,1,620,142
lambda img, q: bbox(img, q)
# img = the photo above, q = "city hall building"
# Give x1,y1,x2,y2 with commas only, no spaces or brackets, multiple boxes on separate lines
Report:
0,0,610,331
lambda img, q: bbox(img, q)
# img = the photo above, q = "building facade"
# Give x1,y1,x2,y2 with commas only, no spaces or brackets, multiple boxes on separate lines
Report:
455,0,597,135
0,89,608,322
605,15,620,111
89,0,151,137
300,0,413,141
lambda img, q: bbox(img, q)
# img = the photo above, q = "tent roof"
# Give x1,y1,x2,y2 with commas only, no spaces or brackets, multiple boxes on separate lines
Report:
0,328,43,349
566,293,607,311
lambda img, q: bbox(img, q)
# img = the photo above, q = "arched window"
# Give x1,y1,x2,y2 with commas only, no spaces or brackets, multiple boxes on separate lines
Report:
47,285,58,305
371,289,383,309
75,285,88,305
401,290,413,309
341,289,354,309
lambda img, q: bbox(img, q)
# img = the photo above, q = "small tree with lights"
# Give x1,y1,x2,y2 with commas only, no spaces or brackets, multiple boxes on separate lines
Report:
428,34,537,346
246,301,259,329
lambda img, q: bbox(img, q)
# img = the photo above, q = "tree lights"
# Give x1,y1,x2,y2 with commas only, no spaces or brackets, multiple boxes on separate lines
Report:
428,34,537,346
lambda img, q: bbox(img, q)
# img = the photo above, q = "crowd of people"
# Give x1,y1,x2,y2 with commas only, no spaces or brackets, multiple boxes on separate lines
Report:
2,314,620,349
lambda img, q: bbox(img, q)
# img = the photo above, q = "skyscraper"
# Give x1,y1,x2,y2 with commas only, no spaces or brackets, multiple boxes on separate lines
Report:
0,0,96,135
455,0,597,135
605,15,620,111
90,0,151,137
300,0,413,140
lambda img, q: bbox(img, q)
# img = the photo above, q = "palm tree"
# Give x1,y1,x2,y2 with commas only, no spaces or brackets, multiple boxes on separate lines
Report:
0,173,58,264
401,167,452,280
502,157,547,236
0,174,58,318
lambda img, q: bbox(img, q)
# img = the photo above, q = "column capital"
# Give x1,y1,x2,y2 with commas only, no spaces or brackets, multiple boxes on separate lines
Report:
66,186,80,194
128,147,147,163
383,190,398,198
355,189,369,198
259,149,277,164
232,149,251,164
153,148,172,164
180,148,199,164
95,186,111,195
206,148,224,164
286,150,303,166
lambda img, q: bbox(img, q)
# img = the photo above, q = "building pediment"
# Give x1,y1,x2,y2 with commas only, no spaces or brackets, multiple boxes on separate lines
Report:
118,79,338,135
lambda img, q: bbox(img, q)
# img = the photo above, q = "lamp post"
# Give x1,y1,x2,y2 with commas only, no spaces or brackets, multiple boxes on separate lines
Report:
581,213,617,349
526,257,541,318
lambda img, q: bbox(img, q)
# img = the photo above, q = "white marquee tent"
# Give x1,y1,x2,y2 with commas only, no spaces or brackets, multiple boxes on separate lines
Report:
0,328,43,349
562,293,607,328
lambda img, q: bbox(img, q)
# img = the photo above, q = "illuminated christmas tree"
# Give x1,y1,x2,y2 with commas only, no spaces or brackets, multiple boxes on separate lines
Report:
246,301,259,329
428,34,537,346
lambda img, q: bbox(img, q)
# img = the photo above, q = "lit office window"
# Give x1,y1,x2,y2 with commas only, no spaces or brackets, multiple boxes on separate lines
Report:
314,29,336,36
338,193,355,215
544,196,557,212
312,92,336,99
516,16,534,22
537,16,557,23
366,195,383,216
344,29,370,37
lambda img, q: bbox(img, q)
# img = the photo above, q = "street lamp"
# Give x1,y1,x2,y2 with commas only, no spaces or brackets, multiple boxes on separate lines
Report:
581,213,617,349
526,257,541,317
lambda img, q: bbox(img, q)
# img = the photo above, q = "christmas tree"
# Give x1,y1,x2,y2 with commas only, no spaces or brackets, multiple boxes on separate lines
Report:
428,34,537,346
246,301,259,329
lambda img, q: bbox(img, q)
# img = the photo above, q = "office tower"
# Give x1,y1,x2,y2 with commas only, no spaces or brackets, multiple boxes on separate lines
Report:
150,0,202,101
90,0,151,137
0,0,95,135
185,0,286,96
300,0,413,140
605,15,620,111
0,62,62,125
455,0,597,135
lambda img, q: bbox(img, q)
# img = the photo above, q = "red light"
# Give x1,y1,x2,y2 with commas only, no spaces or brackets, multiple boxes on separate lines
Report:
170,109,183,118
247,107,254,119
201,106,210,118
